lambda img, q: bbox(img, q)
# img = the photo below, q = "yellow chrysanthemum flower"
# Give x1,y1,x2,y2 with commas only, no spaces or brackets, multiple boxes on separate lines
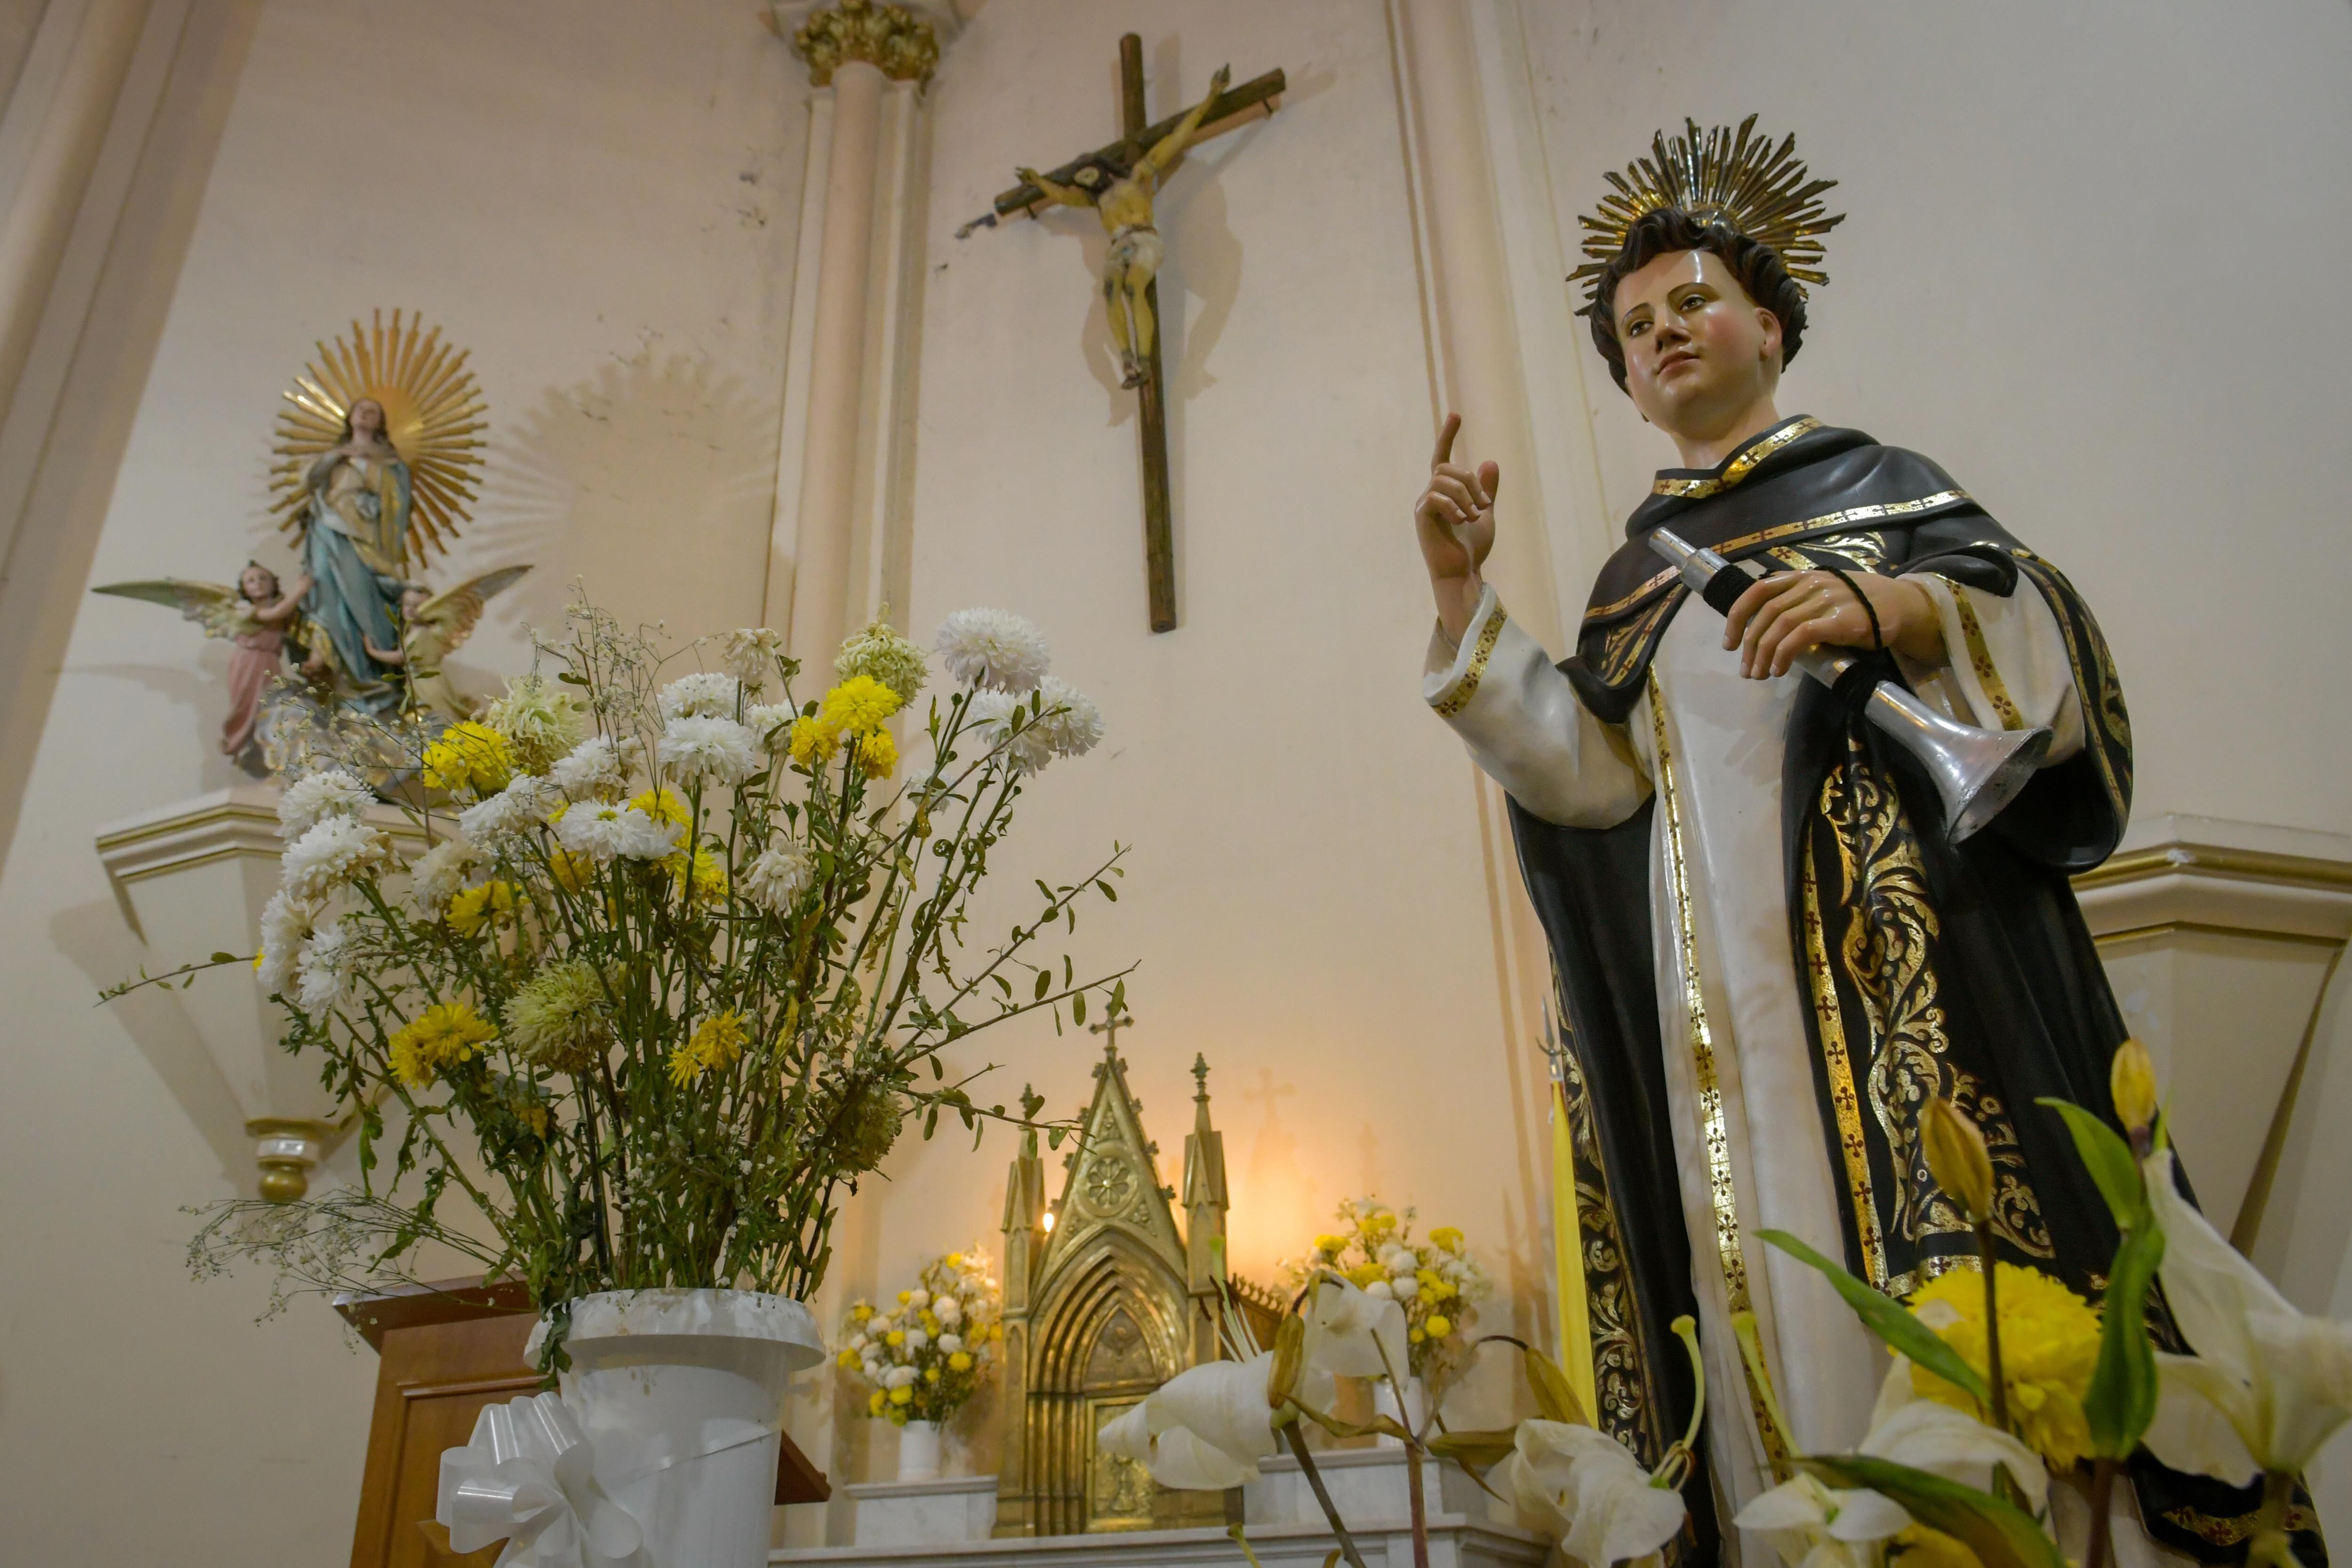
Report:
868,1389,886,1416
1345,1262,1385,1289
1891,1525,1982,1568
1429,1226,1464,1252
837,1348,859,1369
445,879,518,937
948,1351,973,1372
664,846,728,905
853,728,898,780
1909,1263,2102,1470
386,1001,498,1089
947,1252,963,1266
1313,1233,1347,1256
789,715,841,765
818,675,902,735
924,1366,941,1384
886,1329,906,1346
550,847,595,894
666,1009,749,1088
420,721,513,796
898,1290,912,1304
889,1385,913,1406
1424,1314,1453,1339
630,786,690,828
921,1313,940,1335
1409,1327,1426,1345
852,1303,874,1321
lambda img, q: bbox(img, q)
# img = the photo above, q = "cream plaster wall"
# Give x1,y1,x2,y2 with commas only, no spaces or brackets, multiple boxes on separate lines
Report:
0,0,806,1558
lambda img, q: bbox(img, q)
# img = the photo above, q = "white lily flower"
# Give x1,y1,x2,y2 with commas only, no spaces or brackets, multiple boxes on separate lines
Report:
1101,1278,1392,1492
1736,1360,2045,1568
1503,1419,1688,1568
2143,1150,2352,1485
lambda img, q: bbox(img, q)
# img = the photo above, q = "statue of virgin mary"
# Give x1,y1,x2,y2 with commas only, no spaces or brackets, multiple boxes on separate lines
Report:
296,395,412,711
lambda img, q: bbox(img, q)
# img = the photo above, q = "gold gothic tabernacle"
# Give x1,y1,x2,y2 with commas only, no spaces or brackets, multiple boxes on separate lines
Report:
994,1032,1279,1536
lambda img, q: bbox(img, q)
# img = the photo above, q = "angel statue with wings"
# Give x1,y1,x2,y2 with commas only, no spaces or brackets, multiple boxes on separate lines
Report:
91,313,526,775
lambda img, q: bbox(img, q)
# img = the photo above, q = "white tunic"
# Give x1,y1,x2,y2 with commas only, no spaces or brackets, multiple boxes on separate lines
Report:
1424,572,2093,1532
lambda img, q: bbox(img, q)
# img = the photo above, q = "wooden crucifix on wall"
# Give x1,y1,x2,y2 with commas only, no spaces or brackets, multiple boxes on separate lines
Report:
959,40,1284,633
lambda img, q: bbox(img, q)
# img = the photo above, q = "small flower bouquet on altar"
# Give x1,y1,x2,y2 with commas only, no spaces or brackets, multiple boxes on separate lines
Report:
836,1250,1002,1480
1287,1197,1491,1385
137,598,1130,1568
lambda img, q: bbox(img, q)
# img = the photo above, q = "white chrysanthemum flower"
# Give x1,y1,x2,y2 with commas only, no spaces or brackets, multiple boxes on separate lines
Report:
743,703,795,753
1365,1279,1396,1301
1032,676,1104,760
908,1288,930,1308
964,689,1054,775
458,774,557,850
744,843,813,913
659,671,743,720
281,816,391,901
1391,1274,1421,1300
549,734,641,801
659,716,760,785
294,922,356,1019
938,1332,963,1353
256,889,321,996
889,1365,919,1388
904,1327,929,1350
277,768,373,841
935,1296,962,1324
847,1333,868,1353
405,837,479,919
554,802,681,863
934,608,1050,692
719,627,787,686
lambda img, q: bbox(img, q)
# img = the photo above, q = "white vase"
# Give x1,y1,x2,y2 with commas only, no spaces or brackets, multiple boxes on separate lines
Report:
1371,1373,1427,1449
555,1288,824,1568
898,1418,943,1482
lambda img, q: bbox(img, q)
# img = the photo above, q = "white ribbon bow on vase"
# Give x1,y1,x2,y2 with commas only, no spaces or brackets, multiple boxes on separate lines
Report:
437,1393,646,1568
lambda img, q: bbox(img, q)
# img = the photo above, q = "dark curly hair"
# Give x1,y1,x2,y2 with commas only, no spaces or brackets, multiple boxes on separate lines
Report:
1585,207,1808,392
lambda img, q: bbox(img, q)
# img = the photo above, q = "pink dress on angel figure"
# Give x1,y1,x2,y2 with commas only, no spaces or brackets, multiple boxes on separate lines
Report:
222,620,285,757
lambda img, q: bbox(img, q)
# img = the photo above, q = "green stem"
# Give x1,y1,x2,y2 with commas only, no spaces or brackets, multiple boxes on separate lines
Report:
1285,1425,1370,1568
1975,1220,2010,1433
2085,1456,2118,1568
2250,1471,2299,1568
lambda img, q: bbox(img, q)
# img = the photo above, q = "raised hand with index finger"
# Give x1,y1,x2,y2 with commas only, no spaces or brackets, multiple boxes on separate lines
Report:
1414,413,1501,643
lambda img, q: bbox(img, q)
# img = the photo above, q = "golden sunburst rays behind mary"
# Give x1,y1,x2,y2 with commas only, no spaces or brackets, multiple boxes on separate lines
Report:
267,309,486,565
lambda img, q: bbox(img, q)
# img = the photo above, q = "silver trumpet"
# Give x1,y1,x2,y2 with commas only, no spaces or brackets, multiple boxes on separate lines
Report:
1647,528,2050,844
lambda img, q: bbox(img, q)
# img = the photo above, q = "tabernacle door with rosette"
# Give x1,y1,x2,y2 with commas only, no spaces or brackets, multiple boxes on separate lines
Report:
995,1036,1274,1536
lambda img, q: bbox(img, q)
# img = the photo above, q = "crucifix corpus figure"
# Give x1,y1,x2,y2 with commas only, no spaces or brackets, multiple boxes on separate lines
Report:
960,42,1284,634
1017,62,1229,391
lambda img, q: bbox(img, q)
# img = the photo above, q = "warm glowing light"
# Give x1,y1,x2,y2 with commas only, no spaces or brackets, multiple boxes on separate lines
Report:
1041,1209,1057,1233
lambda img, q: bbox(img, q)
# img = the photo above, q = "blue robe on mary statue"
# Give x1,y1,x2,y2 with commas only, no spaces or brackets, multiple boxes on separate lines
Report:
299,448,413,715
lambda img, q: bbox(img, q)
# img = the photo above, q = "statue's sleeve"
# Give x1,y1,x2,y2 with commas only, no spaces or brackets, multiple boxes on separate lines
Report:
1902,573,2087,763
1422,585,1651,828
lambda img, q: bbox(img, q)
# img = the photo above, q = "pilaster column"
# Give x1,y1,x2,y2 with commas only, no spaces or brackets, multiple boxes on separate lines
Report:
0,0,151,435
764,0,940,665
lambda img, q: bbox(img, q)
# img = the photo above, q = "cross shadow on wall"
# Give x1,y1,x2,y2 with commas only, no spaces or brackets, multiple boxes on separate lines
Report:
471,346,781,645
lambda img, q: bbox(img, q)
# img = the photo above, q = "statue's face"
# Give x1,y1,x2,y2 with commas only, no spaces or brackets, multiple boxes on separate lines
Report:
240,565,276,601
1612,249,1782,439
349,399,386,441
401,587,429,615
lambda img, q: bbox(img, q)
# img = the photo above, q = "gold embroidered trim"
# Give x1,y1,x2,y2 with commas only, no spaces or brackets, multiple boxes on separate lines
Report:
1432,604,1507,718
1557,1035,1663,1457
2160,1503,2321,1548
1946,587,2024,731
2010,549,2132,820
1651,416,1823,498
1801,840,1887,1288
1647,673,1793,1475
1585,490,1973,623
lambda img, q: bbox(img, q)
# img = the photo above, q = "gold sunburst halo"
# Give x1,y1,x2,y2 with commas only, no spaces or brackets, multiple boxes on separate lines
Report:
1567,114,1845,310
268,309,487,567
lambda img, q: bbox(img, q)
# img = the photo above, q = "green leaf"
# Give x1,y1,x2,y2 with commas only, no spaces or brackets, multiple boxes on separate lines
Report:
1072,993,1087,1027
209,951,239,964
2038,1098,2141,1228
1033,970,1051,1001
2085,1213,2165,1458
1096,879,1118,902
1801,1456,2064,1568
1758,1229,1989,1405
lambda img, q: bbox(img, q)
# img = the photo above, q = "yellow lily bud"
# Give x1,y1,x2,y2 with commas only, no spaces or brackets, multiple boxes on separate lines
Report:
1267,1315,1306,1409
1922,1096,1995,1224
1524,1345,1589,1426
2110,1036,2158,1138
